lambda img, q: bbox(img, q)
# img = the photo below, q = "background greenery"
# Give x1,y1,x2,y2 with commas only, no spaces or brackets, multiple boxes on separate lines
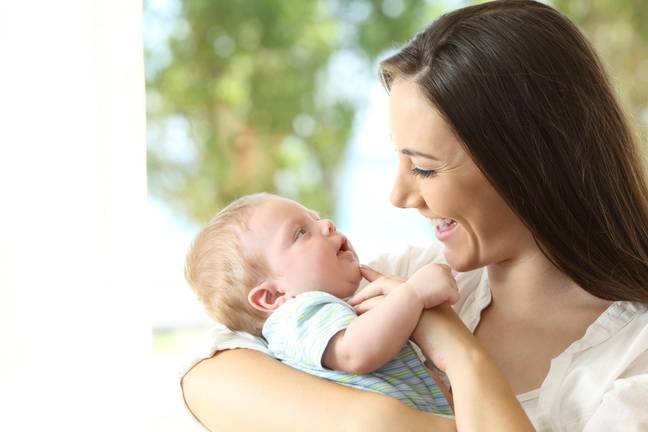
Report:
146,0,647,226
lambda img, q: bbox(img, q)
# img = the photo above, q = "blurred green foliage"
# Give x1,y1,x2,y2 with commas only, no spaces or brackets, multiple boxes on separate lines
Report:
552,0,648,145
146,0,647,223
146,0,443,222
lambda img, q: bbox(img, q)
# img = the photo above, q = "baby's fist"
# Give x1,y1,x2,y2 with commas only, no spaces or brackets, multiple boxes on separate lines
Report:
405,263,459,309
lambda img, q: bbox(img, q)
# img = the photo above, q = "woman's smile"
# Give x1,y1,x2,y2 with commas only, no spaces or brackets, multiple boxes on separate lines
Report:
434,219,458,241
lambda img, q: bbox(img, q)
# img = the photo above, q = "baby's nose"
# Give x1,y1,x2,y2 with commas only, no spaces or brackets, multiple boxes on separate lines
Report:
320,219,336,235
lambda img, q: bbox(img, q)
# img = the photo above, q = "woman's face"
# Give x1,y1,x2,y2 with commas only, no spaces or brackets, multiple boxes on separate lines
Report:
388,78,532,271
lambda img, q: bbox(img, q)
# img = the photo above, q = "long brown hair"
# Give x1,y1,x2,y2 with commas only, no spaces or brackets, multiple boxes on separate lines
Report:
380,0,648,302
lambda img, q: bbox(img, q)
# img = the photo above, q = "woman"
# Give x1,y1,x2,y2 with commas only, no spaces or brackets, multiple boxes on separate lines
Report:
181,1,648,430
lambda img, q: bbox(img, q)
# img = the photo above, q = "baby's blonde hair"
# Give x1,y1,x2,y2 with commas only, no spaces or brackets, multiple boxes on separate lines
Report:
185,193,276,335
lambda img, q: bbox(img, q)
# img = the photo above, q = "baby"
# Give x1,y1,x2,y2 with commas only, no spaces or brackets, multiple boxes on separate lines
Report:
185,193,458,415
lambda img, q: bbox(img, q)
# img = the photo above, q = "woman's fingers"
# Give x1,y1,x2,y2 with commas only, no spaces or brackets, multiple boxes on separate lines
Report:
359,265,383,282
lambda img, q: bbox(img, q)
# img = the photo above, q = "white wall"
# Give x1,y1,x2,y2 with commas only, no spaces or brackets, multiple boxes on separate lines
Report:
0,1,149,430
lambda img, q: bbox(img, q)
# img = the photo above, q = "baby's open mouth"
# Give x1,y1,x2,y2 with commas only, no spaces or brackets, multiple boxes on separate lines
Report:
337,237,349,255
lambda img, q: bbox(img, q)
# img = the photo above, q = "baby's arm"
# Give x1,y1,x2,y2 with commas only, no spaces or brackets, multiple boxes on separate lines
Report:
322,263,458,375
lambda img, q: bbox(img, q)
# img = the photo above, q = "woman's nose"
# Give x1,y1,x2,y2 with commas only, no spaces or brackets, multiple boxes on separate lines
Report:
390,167,424,209
320,219,336,235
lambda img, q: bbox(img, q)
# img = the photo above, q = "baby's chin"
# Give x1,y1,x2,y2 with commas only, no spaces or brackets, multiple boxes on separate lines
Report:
351,279,361,292
352,265,362,283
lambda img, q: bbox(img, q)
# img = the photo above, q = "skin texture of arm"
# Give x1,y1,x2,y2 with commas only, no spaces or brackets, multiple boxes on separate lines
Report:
322,284,424,374
413,306,535,432
354,267,532,431
324,263,458,374
182,348,457,432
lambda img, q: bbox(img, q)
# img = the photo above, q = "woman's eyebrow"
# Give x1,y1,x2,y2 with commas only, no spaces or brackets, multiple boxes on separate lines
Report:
400,148,441,161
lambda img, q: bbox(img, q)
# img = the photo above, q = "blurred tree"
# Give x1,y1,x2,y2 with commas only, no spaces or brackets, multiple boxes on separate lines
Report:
552,0,648,145
146,0,437,222
147,0,348,221
146,0,647,224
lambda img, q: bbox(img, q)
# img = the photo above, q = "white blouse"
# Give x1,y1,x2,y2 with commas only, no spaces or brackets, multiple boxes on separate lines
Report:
180,244,648,431
455,266,648,431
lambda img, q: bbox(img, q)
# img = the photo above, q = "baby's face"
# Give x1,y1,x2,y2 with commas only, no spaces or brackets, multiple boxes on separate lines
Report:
242,197,362,300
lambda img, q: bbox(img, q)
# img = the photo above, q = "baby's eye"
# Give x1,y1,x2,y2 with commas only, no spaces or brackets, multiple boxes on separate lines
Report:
295,227,307,239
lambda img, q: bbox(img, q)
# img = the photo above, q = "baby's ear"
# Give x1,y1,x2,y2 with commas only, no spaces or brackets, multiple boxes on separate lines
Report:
248,281,287,313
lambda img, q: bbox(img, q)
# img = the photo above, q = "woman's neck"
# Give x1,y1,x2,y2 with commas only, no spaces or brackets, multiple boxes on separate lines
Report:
486,247,611,314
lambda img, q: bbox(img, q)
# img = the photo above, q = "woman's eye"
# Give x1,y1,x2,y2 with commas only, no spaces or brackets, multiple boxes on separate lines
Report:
410,167,437,178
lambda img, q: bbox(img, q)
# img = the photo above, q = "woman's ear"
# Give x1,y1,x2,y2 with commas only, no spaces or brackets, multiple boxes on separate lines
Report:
248,281,287,313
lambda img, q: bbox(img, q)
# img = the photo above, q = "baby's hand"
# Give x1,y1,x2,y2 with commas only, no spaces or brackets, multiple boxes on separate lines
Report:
347,266,405,308
404,263,459,309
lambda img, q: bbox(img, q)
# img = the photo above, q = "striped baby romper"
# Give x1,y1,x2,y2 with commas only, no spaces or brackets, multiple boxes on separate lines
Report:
262,291,452,415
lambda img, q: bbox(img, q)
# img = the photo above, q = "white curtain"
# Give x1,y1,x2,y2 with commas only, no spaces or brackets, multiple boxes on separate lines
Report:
0,1,148,429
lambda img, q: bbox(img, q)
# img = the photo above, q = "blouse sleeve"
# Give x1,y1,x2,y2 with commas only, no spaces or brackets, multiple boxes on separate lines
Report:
364,243,445,281
582,374,648,431
180,322,270,380
362,242,486,306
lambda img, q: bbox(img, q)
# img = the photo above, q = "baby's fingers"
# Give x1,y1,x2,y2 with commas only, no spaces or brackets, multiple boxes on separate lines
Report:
353,295,385,314
360,265,384,283
347,283,384,306
447,286,460,305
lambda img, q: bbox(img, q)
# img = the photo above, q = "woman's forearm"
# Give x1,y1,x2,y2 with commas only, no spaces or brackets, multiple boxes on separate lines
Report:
182,348,365,431
414,306,534,432
182,348,457,432
448,349,534,432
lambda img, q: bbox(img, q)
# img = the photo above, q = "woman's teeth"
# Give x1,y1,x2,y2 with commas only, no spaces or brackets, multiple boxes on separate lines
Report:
430,217,455,228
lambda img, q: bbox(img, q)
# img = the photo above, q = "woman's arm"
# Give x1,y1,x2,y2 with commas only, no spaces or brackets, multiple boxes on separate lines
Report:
413,306,534,432
182,348,457,432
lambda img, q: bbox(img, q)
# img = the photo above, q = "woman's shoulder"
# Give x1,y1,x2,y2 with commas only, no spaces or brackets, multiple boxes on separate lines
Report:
590,301,648,363
543,301,648,430
574,300,648,358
